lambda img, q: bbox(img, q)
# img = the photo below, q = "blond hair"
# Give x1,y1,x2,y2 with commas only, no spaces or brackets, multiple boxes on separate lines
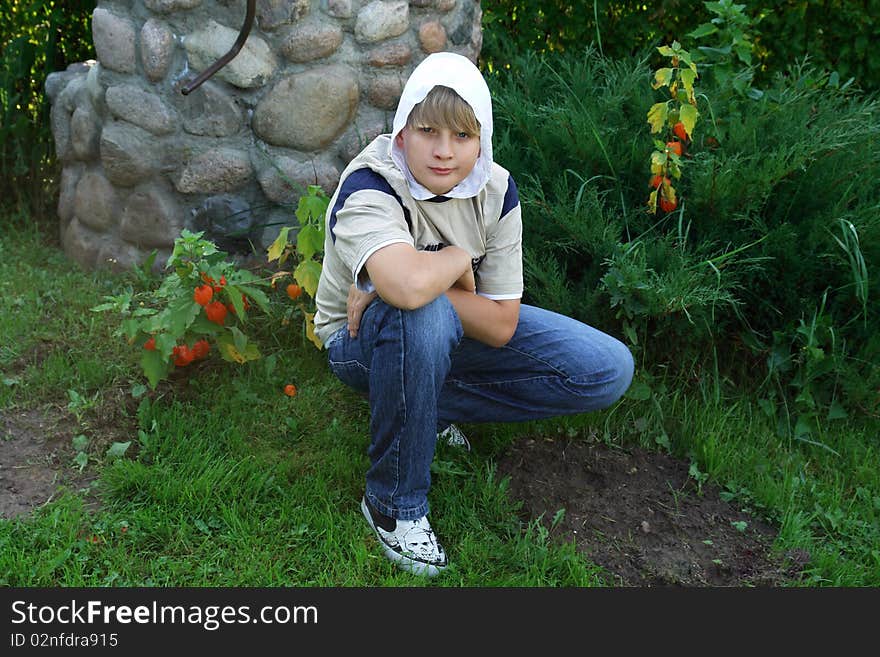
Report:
406,85,481,136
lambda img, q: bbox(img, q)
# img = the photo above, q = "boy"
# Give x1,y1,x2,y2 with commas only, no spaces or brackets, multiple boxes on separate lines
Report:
314,52,634,576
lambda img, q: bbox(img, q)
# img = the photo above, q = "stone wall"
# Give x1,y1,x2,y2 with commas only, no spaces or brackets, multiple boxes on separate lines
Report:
46,0,483,271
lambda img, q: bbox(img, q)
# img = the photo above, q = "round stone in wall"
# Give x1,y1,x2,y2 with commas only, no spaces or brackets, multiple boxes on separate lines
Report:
70,105,101,160
258,0,311,31
57,163,84,225
91,8,136,75
74,169,119,232
175,148,254,194
63,217,105,270
256,155,340,204
367,74,405,111
280,20,344,63
100,122,161,188
180,81,243,138
184,20,277,89
119,185,184,249
106,85,178,136
143,0,202,13
419,21,447,53
140,18,175,83
368,43,412,67
253,66,359,151
355,1,410,44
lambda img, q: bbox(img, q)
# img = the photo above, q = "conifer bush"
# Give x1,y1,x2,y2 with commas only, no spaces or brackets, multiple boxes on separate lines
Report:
490,46,880,425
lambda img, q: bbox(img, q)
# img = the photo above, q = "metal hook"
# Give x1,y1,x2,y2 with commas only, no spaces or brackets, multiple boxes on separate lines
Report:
180,0,256,95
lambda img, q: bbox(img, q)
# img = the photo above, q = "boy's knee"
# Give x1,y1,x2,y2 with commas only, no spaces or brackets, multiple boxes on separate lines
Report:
611,340,635,400
373,295,463,354
567,335,634,411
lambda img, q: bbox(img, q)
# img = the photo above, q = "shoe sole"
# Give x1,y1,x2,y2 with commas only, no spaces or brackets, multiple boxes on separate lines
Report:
360,498,446,577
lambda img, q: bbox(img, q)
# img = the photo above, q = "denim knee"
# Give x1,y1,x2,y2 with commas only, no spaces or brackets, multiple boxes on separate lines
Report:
566,335,634,411
372,295,463,360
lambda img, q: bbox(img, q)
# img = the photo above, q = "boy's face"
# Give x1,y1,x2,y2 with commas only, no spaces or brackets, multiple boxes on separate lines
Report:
395,125,481,196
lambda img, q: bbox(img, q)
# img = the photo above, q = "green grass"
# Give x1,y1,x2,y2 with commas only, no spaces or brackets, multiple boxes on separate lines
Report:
0,219,878,586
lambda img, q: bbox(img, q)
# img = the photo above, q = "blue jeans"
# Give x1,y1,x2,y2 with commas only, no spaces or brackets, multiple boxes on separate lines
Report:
326,296,634,521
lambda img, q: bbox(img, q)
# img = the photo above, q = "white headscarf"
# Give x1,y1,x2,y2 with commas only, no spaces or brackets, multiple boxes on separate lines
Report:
390,52,494,200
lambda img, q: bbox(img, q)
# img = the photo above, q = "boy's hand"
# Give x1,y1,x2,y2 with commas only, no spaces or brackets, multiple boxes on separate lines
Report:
347,284,378,338
451,265,476,294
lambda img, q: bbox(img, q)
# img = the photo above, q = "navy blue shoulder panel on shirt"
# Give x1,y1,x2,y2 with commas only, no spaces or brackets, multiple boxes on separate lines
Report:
329,168,411,243
500,174,519,220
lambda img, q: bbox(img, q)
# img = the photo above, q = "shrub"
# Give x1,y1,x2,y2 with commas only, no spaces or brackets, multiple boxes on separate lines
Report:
490,45,880,426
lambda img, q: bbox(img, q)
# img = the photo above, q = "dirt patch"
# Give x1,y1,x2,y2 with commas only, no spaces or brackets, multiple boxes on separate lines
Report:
0,387,140,519
497,435,808,586
0,405,98,518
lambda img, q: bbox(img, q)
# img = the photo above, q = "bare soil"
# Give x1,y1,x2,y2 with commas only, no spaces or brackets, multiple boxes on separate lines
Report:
0,405,99,518
0,386,140,520
497,434,809,586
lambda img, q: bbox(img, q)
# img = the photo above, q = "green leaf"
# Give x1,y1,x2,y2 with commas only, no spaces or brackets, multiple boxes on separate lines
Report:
225,284,247,323
294,260,323,298
680,70,698,104
267,226,291,263
295,186,330,227
679,103,699,137
827,401,848,421
166,295,201,335
625,381,652,401
647,102,669,134
757,398,775,419
188,315,223,336
122,318,141,341
652,68,673,90
654,432,671,451
230,326,248,353
688,23,718,39
141,348,170,389
296,224,324,262
650,150,668,171
238,284,271,315
74,452,89,471
794,415,813,439
154,332,178,359
216,334,261,363
72,434,89,451
106,441,131,460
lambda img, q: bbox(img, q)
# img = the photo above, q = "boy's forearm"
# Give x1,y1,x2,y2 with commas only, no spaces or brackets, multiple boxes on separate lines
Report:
444,288,518,348
368,244,472,310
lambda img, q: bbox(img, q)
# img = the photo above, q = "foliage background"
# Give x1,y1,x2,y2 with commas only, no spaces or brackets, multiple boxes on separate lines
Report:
482,1,880,93
1,0,95,217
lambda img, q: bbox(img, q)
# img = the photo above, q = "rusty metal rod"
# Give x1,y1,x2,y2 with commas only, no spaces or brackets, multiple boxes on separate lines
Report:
180,0,256,95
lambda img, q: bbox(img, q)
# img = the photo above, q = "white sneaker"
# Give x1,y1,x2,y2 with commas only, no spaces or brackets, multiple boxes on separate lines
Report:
361,496,448,576
438,424,471,451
